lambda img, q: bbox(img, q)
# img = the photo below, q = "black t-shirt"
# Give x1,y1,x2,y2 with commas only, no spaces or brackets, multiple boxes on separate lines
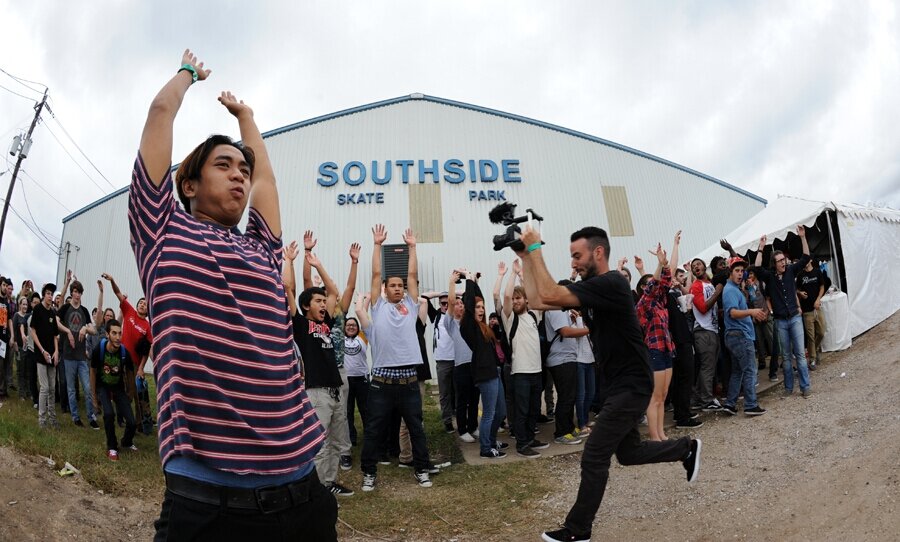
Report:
58,303,91,361
666,291,693,346
415,319,433,381
292,312,342,389
566,271,653,398
12,312,29,347
796,268,825,313
91,342,134,391
31,303,59,362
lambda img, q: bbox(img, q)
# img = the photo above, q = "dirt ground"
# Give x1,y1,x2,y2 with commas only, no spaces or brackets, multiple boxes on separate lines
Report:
1,313,897,541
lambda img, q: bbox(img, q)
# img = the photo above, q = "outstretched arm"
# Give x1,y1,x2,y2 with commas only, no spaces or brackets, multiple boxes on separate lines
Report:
355,293,371,332
140,49,210,186
218,91,281,237
670,230,682,276
518,226,581,309
94,280,105,328
307,252,339,315
302,231,316,290
283,241,299,316
754,235,766,268
403,229,419,300
370,225,386,308
101,273,127,304
720,239,738,258
502,260,518,319
798,225,809,256
493,261,507,314
339,243,361,314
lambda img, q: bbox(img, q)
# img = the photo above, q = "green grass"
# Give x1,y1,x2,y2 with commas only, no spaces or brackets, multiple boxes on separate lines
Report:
0,381,553,541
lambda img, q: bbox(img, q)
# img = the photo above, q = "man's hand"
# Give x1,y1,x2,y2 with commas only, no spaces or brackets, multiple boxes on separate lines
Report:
633,255,644,272
512,258,522,277
498,261,507,275
97,279,103,293
402,228,416,248
181,49,211,81
758,235,767,250
518,225,541,253
797,225,806,238
450,270,461,283
814,299,821,310
66,269,73,283
305,251,322,270
303,230,317,251
372,224,387,245
674,230,682,246
78,327,87,342
67,331,75,348
617,256,628,271
218,91,252,119
798,291,809,299
284,240,300,261
719,238,732,252
51,352,59,366
750,308,767,322
349,243,361,263
101,273,113,282
650,243,668,266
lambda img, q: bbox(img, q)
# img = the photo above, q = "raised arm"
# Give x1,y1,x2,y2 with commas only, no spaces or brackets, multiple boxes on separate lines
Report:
493,261,507,314
339,243,361,314
140,49,210,186
634,255,645,277
670,230,682,276
370,224,386,307
307,252,339,315
403,228,419,300
60,270,73,303
101,273,127,304
448,270,460,309
754,235,767,268
798,225,809,256
94,280,105,328
518,226,581,309
302,231,316,290
354,293,372,332
720,238,738,258
217,91,280,237
283,240,299,317
502,260,518,318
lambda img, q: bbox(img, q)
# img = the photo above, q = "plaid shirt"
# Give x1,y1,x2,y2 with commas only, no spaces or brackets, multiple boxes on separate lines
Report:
637,267,675,354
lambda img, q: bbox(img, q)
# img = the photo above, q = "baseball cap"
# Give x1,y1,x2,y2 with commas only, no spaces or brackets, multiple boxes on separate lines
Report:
728,256,747,270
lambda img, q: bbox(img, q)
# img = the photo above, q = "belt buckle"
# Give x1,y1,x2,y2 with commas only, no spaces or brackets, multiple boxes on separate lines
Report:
254,485,288,514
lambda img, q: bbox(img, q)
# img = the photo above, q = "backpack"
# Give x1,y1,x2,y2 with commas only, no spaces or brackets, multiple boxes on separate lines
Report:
508,310,559,364
98,338,127,387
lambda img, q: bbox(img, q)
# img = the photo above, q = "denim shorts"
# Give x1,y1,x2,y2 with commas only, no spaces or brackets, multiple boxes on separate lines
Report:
648,349,673,371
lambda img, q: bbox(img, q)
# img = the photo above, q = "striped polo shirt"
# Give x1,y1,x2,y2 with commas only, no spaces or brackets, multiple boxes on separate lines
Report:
128,153,324,475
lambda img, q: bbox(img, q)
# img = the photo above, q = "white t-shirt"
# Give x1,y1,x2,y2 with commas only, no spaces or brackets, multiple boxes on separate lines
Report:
433,312,456,361
343,336,369,377
368,295,422,368
442,316,472,366
575,316,593,364
691,281,718,333
544,310,578,367
501,309,542,374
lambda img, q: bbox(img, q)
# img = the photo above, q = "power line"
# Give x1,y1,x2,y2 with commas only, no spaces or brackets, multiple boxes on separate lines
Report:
0,198,60,255
40,122,109,196
0,67,46,94
19,181,62,247
19,169,73,212
46,113,117,191
0,82,35,101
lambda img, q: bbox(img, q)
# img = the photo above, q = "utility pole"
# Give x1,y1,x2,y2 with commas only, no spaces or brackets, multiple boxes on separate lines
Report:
0,88,49,255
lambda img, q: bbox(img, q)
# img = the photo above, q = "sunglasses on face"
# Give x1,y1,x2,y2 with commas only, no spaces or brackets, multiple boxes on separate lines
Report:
774,258,786,264
440,302,449,306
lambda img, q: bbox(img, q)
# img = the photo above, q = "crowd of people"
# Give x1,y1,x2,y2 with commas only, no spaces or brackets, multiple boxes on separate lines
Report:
0,50,834,541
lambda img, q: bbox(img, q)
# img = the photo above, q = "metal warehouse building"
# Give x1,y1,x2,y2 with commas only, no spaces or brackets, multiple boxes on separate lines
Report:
59,93,765,326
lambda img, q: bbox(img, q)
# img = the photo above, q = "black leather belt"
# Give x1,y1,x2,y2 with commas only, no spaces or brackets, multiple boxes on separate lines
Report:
371,375,418,385
165,470,316,514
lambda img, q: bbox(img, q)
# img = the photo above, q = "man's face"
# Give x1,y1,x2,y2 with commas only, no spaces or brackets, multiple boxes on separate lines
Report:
489,315,499,327
53,294,62,307
42,291,52,306
304,293,328,323
715,259,728,273
674,270,686,287
186,144,252,227
512,292,527,315
385,277,405,303
453,299,465,318
730,266,745,285
439,297,449,314
691,260,707,279
31,297,40,308
773,253,787,274
570,238,599,279
71,290,82,304
136,298,148,317
0,282,8,296
107,325,123,349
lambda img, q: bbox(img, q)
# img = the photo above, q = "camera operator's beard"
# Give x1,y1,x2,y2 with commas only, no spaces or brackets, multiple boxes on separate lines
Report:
581,259,600,279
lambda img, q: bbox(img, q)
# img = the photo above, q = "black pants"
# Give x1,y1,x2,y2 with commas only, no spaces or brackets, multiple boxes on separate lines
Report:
98,386,136,451
671,344,694,423
346,375,368,446
361,380,430,474
512,372,541,449
454,363,479,435
502,363,515,429
154,469,337,541
548,362,577,438
564,391,691,534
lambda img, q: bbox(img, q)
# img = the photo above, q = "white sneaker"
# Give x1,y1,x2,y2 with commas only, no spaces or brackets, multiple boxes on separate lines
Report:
414,471,433,488
459,432,476,443
471,429,480,438
362,473,377,492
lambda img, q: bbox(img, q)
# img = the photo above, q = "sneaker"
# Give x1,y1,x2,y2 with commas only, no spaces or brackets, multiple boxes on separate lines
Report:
107,449,119,461
517,446,541,458
530,439,550,450
675,418,703,429
578,426,592,435
497,426,506,434
398,460,414,469
769,375,780,383
783,389,794,397
554,433,583,446
340,455,352,471
377,454,391,465
683,438,702,482
444,421,455,434
801,388,811,398
414,471,433,488
471,428,480,438
328,482,355,497
745,406,767,416
664,403,674,412
459,432,476,443
123,444,138,451
537,414,555,424
496,442,510,450
809,361,817,371
701,400,722,412
420,463,441,474
361,473,377,492
73,419,84,427
89,419,100,430
542,526,591,542
639,415,648,425
721,404,738,416
480,448,507,459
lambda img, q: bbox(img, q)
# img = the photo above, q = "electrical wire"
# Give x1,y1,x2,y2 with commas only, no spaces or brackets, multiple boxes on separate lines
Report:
0,67,46,94
40,122,109,196
46,114,116,190
19,181,62,247
0,82,35,102
0,198,61,255
18,169,73,213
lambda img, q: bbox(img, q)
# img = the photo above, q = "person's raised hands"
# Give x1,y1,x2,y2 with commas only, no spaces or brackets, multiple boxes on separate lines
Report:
181,49,211,81
218,91,252,118
303,230,317,251
285,240,300,261
402,228,416,248
372,224,387,245
349,243,361,263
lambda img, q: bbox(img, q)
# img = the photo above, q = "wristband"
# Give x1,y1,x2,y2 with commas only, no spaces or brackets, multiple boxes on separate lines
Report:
526,242,542,253
178,64,199,84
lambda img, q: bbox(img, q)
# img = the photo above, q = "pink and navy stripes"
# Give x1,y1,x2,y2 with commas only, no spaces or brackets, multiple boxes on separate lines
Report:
128,153,323,474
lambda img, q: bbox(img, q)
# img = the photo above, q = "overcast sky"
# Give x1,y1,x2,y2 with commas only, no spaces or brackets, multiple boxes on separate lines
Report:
1,0,898,291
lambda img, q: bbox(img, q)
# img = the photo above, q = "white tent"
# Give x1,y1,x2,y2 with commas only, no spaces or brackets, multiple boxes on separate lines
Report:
695,195,900,340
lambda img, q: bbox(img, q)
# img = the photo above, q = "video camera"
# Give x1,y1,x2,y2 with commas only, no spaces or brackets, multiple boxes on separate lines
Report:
488,202,544,252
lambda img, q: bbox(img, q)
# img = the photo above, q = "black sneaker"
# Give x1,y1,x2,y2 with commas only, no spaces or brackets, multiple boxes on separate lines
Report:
517,446,541,458
721,404,738,416
399,461,439,474
444,421,455,434
496,442,510,450
745,406,767,416
542,526,591,542
537,414,555,424
73,419,84,427
530,439,550,450
480,448,507,459
683,438,702,482
414,471,433,488
701,401,722,412
340,455,352,471
328,482,354,497
89,419,100,430
675,418,703,429
377,454,391,465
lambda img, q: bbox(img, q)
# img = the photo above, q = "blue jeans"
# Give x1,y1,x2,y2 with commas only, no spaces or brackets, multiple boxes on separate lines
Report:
65,359,96,422
575,363,596,429
774,315,810,392
723,331,759,409
360,380,430,474
476,372,506,454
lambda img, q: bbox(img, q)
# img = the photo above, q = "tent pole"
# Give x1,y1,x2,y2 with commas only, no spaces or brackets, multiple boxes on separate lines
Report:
825,209,843,292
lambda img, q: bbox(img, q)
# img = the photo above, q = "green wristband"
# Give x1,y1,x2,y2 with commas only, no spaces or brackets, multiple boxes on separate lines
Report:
527,242,542,253
178,63,199,83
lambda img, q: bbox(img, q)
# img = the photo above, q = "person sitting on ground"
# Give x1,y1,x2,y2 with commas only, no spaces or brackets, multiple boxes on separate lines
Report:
90,319,137,461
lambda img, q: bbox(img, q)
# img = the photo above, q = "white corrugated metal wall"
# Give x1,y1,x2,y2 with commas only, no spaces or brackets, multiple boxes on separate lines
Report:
59,96,764,371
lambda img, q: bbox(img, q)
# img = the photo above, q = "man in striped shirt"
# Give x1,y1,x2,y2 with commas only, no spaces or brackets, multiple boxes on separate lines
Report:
130,50,335,541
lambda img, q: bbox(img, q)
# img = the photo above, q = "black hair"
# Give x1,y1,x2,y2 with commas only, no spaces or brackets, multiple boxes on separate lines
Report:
570,226,611,259
175,134,256,214
106,318,122,334
41,283,55,297
637,273,654,293
298,287,327,314
383,275,406,286
29,292,40,303
710,256,725,271
557,279,573,287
